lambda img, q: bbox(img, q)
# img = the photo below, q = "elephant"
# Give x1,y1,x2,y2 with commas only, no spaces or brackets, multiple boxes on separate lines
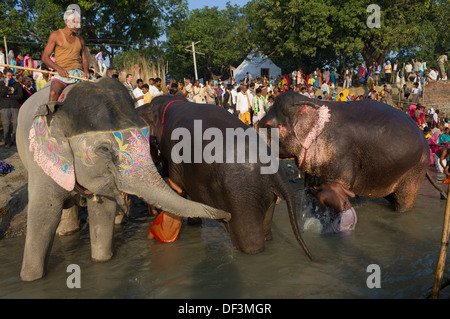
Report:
258,92,434,213
136,96,314,260
16,78,230,281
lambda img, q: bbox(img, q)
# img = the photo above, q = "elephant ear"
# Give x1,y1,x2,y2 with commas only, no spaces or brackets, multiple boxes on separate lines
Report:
29,101,75,191
292,102,331,150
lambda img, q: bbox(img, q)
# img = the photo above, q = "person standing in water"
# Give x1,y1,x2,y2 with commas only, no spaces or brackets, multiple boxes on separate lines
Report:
306,175,357,233
41,4,89,101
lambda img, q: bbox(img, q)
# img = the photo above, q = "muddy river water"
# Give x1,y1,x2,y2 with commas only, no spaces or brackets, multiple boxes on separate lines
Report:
0,172,448,299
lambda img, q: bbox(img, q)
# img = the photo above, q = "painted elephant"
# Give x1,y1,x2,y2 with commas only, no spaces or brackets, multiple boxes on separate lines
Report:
16,78,230,281
136,96,313,260
258,92,431,212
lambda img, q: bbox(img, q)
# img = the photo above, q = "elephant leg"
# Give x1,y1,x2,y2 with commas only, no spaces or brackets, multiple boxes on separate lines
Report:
115,193,132,225
227,204,265,255
393,173,424,212
20,179,66,281
56,205,80,236
263,198,276,241
87,195,117,262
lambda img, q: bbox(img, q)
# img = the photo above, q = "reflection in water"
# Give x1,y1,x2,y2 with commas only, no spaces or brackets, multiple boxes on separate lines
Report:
0,178,449,298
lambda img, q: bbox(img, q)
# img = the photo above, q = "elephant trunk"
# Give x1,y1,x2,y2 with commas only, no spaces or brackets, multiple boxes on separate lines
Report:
276,173,314,261
110,161,231,221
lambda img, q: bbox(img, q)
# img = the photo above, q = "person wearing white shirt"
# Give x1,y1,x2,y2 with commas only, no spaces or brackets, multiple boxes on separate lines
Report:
405,62,413,81
148,78,163,99
321,82,329,95
0,47,5,72
252,88,267,126
429,69,438,81
133,79,144,108
230,86,238,111
184,78,194,102
95,50,106,76
236,85,253,125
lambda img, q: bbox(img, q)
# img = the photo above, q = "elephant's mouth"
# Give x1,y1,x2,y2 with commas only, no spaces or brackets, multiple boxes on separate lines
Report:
74,181,94,195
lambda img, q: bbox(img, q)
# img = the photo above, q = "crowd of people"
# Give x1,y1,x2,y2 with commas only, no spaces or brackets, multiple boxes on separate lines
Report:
121,53,448,130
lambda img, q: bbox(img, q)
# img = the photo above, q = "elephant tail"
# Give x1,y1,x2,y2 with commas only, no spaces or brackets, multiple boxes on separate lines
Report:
426,171,447,199
274,174,315,261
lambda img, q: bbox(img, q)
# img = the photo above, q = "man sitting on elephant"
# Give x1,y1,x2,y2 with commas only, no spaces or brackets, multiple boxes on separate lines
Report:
306,175,357,234
41,4,89,102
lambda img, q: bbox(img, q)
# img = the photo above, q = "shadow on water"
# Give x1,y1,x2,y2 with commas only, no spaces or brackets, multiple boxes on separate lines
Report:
0,183,28,239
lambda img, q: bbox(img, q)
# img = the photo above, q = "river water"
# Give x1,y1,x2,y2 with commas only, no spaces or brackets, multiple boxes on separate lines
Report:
0,172,449,299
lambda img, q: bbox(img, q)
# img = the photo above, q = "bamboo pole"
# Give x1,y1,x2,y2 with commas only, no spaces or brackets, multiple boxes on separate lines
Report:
3,37,8,64
431,183,450,299
0,64,93,82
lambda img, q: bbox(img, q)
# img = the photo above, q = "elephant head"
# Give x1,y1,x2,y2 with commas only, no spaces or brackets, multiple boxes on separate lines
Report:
28,78,231,220
259,93,331,164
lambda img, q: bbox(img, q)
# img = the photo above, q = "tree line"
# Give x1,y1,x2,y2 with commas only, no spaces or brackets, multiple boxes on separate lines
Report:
1,0,447,81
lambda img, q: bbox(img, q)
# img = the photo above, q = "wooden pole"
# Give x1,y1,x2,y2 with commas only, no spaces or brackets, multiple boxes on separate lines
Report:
431,183,450,299
3,37,8,64
0,63,93,82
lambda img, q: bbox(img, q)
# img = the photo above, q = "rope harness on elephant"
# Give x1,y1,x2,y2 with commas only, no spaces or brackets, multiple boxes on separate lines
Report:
161,100,185,137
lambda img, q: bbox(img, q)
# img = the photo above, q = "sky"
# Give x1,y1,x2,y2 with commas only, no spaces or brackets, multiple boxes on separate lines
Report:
188,0,249,10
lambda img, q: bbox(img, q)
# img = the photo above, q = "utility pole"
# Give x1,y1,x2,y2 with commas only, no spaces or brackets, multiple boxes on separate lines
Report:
185,41,204,81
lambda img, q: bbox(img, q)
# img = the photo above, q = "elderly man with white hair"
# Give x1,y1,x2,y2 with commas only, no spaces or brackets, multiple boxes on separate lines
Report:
41,4,89,102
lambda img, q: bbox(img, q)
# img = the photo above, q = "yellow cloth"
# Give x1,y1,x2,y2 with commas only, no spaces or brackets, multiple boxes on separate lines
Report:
144,92,153,104
240,111,251,125
36,78,49,91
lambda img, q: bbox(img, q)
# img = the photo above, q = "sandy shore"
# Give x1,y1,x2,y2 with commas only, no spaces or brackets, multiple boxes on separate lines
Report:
0,141,28,239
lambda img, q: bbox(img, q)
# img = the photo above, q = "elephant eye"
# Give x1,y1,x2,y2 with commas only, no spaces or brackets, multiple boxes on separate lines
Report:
96,144,112,155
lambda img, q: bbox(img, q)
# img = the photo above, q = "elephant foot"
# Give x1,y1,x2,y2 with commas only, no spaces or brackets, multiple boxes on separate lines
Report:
56,206,80,236
264,230,273,241
20,268,45,282
91,254,113,263
115,213,127,225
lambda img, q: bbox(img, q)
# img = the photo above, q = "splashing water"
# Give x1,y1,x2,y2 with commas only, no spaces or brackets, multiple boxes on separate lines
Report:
299,188,336,233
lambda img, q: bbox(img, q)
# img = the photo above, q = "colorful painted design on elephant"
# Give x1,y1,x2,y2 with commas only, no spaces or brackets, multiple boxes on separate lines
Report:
73,137,96,167
113,130,150,176
29,116,75,191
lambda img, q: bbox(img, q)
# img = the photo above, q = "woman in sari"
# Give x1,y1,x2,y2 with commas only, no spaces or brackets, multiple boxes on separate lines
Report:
8,50,16,73
428,131,441,166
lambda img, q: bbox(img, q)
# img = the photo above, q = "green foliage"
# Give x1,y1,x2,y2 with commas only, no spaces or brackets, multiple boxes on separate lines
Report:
246,0,449,72
164,3,251,80
0,0,187,66
1,0,447,76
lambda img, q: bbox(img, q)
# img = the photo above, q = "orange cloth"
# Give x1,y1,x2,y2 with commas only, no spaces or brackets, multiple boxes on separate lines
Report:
148,212,183,243
444,177,450,184
147,177,184,243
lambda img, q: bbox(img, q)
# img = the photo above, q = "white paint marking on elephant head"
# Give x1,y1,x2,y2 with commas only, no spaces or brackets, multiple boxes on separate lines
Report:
300,105,331,150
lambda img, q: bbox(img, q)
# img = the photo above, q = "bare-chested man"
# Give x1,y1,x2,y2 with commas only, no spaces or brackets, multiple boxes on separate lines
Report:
306,175,357,233
41,4,89,101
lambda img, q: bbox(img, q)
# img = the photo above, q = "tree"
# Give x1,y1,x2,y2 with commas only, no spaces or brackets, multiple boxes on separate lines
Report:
164,3,251,80
245,0,449,72
0,0,187,67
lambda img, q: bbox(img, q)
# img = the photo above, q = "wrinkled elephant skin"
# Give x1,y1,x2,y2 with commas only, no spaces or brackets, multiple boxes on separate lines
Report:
259,92,430,212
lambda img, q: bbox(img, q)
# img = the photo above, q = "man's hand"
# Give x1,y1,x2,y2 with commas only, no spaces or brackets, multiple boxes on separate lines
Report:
56,67,69,78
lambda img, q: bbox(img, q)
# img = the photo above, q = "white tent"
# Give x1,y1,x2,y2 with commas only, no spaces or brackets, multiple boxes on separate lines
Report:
232,51,282,82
